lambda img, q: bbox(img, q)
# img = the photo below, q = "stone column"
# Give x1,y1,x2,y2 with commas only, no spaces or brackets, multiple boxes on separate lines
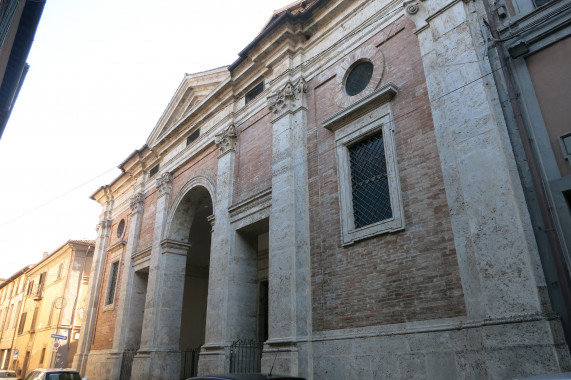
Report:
72,190,114,375
404,0,542,322
131,173,191,380
265,78,312,376
403,0,570,376
198,124,237,375
108,192,145,379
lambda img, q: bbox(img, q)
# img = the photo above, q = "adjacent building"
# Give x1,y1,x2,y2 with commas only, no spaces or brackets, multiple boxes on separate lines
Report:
0,240,94,378
0,0,45,139
74,0,571,379
0,266,29,372
484,0,571,347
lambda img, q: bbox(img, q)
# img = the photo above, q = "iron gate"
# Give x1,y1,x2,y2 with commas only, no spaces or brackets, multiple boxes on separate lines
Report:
119,345,138,380
229,339,263,373
181,346,201,379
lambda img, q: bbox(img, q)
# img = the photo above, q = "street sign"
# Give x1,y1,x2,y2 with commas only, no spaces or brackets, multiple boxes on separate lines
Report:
53,342,60,352
51,334,67,340
13,349,18,358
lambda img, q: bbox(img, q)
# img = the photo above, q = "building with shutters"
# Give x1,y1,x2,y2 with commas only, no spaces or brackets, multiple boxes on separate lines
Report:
0,240,94,378
74,0,570,379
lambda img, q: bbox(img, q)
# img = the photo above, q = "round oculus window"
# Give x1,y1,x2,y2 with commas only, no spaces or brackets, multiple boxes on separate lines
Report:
117,219,125,238
345,61,374,96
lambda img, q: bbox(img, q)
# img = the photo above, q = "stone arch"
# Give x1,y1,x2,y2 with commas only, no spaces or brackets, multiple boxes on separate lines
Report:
164,175,216,242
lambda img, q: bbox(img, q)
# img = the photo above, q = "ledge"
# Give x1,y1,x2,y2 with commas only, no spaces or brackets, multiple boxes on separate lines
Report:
322,83,398,131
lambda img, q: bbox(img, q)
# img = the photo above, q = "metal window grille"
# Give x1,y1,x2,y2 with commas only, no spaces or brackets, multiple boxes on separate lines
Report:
105,261,119,305
119,345,138,380
348,132,392,228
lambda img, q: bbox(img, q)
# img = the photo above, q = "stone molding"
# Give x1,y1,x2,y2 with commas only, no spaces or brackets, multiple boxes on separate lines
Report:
96,219,112,235
323,83,398,131
267,77,307,119
129,192,145,214
206,214,215,231
215,124,237,157
160,239,192,256
156,172,173,197
334,44,385,109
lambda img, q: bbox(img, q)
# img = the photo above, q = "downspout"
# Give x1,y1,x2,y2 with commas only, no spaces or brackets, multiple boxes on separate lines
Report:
481,0,571,325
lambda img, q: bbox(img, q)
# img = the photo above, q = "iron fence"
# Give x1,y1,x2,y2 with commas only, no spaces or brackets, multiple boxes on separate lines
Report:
181,346,201,379
229,339,263,373
119,345,138,380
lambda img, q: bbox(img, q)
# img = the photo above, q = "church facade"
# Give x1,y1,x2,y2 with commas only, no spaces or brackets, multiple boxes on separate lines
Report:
73,0,570,379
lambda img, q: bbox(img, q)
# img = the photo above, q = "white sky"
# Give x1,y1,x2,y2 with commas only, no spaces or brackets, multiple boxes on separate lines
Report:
0,0,291,279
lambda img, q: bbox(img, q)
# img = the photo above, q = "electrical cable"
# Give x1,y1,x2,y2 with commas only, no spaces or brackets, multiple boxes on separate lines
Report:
0,166,119,229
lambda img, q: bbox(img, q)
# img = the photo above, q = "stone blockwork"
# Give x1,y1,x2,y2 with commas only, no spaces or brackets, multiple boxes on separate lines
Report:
76,0,570,379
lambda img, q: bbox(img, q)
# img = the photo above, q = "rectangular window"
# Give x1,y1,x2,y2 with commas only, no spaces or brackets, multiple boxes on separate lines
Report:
245,81,264,104
17,312,26,334
6,305,13,330
31,307,39,331
37,272,46,296
186,129,200,146
57,263,64,279
348,132,392,228
39,347,46,364
323,86,404,245
149,164,160,178
26,281,34,295
48,303,55,326
105,261,120,306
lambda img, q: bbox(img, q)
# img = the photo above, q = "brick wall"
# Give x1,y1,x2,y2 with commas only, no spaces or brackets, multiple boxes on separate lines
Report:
308,18,466,331
136,190,157,253
233,110,273,204
168,143,219,209
107,209,131,247
90,246,124,350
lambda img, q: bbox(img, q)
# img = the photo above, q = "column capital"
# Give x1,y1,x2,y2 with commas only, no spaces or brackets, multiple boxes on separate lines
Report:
156,172,173,198
215,124,238,157
96,219,112,236
130,192,145,214
267,77,307,120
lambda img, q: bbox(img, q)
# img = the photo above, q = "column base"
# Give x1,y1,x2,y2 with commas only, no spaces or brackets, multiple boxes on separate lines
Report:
261,341,299,376
198,344,228,375
130,350,181,380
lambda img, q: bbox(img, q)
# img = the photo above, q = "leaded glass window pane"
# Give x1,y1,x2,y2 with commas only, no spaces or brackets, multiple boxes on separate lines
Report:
345,61,374,96
348,132,392,228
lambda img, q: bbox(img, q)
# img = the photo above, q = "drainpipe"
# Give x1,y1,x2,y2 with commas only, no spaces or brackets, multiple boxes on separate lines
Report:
480,0,571,327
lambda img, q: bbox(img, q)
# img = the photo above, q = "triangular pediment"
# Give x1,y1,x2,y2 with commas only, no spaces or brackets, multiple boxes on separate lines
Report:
147,66,230,147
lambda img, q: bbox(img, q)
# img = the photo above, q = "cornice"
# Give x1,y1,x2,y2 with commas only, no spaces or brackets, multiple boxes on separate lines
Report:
322,83,398,131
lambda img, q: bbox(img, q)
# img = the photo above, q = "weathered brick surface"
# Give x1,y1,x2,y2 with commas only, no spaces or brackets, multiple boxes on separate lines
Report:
107,209,131,247
168,144,219,208
308,19,466,331
90,247,124,350
233,110,273,204
136,190,157,252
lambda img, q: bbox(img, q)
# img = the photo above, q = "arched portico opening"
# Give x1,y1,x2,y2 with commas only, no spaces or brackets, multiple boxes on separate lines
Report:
166,181,214,378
